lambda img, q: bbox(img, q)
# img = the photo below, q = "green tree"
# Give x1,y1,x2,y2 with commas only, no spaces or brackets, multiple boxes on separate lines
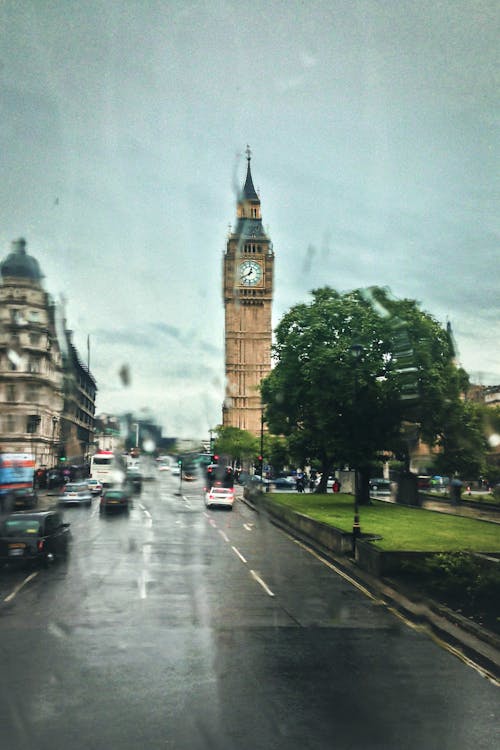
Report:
212,426,257,466
433,400,488,479
265,434,291,475
261,286,474,501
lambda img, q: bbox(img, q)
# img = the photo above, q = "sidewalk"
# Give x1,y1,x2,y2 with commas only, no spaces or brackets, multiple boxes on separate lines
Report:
375,492,500,524
420,498,500,524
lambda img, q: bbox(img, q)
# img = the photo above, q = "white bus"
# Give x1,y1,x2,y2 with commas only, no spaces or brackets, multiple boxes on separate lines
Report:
90,451,126,487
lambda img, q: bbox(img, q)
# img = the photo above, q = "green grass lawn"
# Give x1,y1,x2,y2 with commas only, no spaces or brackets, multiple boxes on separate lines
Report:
270,493,500,552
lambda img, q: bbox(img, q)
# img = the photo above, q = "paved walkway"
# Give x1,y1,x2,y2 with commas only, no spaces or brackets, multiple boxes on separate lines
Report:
374,491,500,524
420,497,500,524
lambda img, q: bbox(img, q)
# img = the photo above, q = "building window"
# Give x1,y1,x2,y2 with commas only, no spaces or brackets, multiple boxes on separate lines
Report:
10,308,23,324
27,415,41,433
28,310,40,322
28,357,40,373
29,333,41,345
6,385,16,401
6,414,16,432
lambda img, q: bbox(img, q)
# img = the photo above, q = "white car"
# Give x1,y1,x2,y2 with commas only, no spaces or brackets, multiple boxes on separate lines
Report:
59,482,92,507
205,486,235,510
86,478,103,495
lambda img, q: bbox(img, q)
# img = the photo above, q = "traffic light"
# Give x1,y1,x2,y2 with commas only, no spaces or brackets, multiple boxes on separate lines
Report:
211,454,219,464
177,458,182,467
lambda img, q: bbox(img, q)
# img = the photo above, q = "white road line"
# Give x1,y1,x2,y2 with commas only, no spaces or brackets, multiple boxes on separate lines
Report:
3,571,39,603
293,539,376,600
250,569,275,597
219,530,229,543
232,546,247,564
243,523,254,531
138,569,147,600
209,518,217,528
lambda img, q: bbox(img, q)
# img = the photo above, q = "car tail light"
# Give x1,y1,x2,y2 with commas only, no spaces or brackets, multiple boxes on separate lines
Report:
37,539,44,551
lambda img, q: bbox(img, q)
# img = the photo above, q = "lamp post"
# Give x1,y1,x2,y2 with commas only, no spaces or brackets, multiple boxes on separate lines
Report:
350,343,363,556
259,409,265,478
51,416,58,466
132,422,139,449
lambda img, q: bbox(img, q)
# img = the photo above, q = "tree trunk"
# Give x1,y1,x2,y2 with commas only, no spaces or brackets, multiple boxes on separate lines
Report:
315,457,332,493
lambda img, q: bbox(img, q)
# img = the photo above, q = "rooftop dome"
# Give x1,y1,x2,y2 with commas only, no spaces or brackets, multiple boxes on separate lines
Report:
1,238,44,282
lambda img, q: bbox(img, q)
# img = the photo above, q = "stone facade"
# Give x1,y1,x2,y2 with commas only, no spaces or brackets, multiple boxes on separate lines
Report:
0,239,64,467
222,151,274,435
0,238,96,468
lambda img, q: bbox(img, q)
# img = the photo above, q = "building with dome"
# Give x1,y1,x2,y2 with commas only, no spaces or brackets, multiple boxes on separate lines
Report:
0,238,97,469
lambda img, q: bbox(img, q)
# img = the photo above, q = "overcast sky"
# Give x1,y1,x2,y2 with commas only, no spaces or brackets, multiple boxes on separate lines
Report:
1,0,498,439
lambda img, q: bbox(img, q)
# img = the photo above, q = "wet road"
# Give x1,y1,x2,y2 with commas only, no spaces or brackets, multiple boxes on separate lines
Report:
0,473,498,749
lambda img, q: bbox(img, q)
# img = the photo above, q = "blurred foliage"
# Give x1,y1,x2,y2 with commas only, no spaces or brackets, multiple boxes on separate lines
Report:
398,552,500,634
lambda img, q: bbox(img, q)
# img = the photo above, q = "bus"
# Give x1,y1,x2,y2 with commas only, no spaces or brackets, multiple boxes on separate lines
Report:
90,451,126,487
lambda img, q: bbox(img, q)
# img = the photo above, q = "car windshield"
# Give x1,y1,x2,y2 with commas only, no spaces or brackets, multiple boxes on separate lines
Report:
1,5,499,749
3,519,40,537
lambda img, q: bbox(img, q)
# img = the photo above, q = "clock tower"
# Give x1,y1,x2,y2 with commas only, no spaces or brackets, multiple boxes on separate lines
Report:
223,148,274,435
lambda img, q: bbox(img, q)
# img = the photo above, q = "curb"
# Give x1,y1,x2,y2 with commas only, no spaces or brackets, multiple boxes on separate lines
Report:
241,492,500,683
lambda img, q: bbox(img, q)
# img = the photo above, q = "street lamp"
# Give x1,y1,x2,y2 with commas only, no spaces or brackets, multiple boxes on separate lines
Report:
259,408,265,478
51,416,58,466
350,343,364,556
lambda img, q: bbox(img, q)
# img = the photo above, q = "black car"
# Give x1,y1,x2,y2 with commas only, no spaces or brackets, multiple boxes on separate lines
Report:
11,487,38,510
270,477,296,491
100,488,131,513
126,467,142,493
369,478,392,495
0,510,71,566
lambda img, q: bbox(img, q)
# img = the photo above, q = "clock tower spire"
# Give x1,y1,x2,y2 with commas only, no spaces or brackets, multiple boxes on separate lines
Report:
222,148,274,435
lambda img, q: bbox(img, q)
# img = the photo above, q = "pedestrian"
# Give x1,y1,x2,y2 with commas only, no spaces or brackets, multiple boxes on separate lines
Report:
296,472,305,493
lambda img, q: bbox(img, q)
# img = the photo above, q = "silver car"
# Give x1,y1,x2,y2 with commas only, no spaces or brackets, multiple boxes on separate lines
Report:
59,482,92,507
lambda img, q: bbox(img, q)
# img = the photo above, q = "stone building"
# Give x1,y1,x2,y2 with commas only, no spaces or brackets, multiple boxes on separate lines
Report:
59,329,97,465
0,238,96,468
222,148,274,435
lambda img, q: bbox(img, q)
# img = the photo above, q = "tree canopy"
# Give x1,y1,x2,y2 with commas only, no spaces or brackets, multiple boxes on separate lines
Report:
212,426,257,465
261,286,475,496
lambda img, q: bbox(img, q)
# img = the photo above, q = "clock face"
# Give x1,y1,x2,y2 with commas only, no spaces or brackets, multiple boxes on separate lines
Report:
239,260,262,286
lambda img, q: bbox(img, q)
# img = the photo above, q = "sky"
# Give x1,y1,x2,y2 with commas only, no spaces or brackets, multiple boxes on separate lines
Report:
1,0,498,439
